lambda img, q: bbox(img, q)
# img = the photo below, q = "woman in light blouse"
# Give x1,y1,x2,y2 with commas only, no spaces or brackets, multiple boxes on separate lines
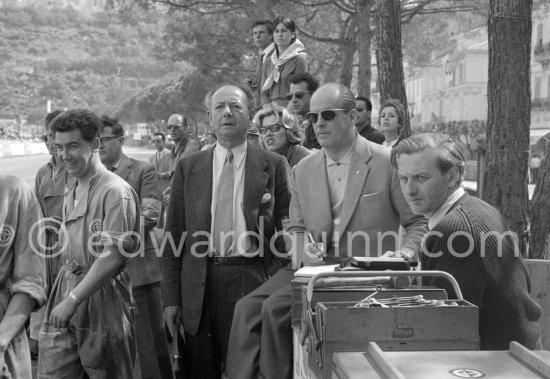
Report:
380,98,406,148
261,17,308,108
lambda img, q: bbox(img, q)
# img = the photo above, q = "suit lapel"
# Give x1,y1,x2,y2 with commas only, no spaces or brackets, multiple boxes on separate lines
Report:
308,152,334,245
243,146,268,231
336,138,372,238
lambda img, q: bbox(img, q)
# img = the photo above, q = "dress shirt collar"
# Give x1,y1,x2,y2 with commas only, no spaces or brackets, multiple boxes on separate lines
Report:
325,135,357,168
383,137,399,148
427,187,466,230
214,141,247,169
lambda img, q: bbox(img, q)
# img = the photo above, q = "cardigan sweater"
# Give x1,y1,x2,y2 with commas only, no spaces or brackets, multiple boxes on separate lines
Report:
423,193,542,350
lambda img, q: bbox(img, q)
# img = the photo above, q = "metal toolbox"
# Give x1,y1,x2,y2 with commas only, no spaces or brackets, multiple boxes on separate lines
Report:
291,274,448,327
300,271,480,379
333,342,550,379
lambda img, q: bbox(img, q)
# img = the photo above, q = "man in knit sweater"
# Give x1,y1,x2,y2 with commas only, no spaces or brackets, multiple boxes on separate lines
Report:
389,133,542,350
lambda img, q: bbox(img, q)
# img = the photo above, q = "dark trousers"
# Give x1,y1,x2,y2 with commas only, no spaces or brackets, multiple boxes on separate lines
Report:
133,282,173,379
225,267,295,379
183,261,268,379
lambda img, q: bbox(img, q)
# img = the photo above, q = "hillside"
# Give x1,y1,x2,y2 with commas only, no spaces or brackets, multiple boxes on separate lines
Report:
0,4,174,124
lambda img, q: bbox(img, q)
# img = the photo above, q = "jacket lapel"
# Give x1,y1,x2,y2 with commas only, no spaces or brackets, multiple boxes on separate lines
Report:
307,152,334,245
336,138,372,238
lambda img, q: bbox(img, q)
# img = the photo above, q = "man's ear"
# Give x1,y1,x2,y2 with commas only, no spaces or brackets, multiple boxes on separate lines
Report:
92,137,100,152
447,166,460,187
120,137,125,146
348,109,358,126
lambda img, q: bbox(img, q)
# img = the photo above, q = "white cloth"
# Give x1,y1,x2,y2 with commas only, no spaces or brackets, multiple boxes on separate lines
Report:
427,187,466,230
262,39,306,91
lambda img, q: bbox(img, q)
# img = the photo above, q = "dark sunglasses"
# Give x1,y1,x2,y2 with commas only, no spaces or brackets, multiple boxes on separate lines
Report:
260,124,284,134
305,109,349,124
285,91,311,101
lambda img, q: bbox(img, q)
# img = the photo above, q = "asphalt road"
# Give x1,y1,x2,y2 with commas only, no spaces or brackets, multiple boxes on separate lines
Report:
0,146,155,186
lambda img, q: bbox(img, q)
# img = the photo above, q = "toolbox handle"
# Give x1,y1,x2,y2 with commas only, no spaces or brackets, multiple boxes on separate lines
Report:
305,270,464,305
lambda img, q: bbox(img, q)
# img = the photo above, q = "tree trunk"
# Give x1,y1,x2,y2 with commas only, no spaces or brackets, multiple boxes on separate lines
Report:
374,0,410,137
530,153,550,258
357,0,373,98
483,0,532,256
338,41,356,87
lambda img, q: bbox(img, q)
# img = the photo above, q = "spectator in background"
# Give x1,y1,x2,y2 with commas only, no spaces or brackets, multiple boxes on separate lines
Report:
355,96,384,144
149,132,172,193
161,113,200,224
0,175,46,378
99,116,171,379
255,105,310,168
286,72,321,150
261,17,308,108
380,99,406,148
245,20,275,110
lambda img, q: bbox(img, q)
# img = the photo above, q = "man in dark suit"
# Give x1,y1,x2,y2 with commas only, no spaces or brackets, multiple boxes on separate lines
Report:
162,84,291,379
149,131,172,193
99,116,172,379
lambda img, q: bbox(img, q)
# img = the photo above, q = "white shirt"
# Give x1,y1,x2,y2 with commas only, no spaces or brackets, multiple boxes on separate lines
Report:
427,187,466,230
383,138,399,148
210,141,250,256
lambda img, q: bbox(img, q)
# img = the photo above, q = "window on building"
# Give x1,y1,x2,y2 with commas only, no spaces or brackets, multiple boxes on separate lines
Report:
547,76,550,99
535,76,541,100
537,23,543,48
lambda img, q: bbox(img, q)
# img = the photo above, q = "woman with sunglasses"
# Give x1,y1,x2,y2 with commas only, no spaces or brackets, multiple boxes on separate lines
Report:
261,17,308,108
379,98,406,148
255,106,311,168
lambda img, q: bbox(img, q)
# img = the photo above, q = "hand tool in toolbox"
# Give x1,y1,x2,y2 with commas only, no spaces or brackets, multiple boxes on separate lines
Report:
300,271,479,379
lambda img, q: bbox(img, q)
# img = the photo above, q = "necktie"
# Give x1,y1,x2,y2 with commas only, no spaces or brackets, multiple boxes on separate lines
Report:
213,150,234,255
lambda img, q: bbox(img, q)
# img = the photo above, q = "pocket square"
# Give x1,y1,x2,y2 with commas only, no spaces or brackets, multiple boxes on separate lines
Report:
261,193,272,204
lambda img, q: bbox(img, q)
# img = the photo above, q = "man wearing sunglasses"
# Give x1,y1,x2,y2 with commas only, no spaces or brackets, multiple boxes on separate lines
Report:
226,83,428,379
355,96,385,144
287,72,321,150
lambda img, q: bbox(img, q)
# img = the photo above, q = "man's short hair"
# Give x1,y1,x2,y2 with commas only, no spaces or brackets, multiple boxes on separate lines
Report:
252,20,273,34
100,115,124,137
209,83,256,118
391,133,466,183
50,109,102,143
380,98,405,131
46,110,63,129
355,96,372,112
154,132,165,141
316,83,356,111
289,72,320,93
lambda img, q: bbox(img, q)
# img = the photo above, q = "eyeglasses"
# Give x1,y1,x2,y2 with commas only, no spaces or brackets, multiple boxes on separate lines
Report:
305,109,349,124
153,138,164,143
356,106,366,112
99,135,121,145
285,91,311,101
260,124,284,134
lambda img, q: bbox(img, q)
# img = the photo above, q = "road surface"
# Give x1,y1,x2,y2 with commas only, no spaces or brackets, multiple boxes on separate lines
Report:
0,146,155,186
